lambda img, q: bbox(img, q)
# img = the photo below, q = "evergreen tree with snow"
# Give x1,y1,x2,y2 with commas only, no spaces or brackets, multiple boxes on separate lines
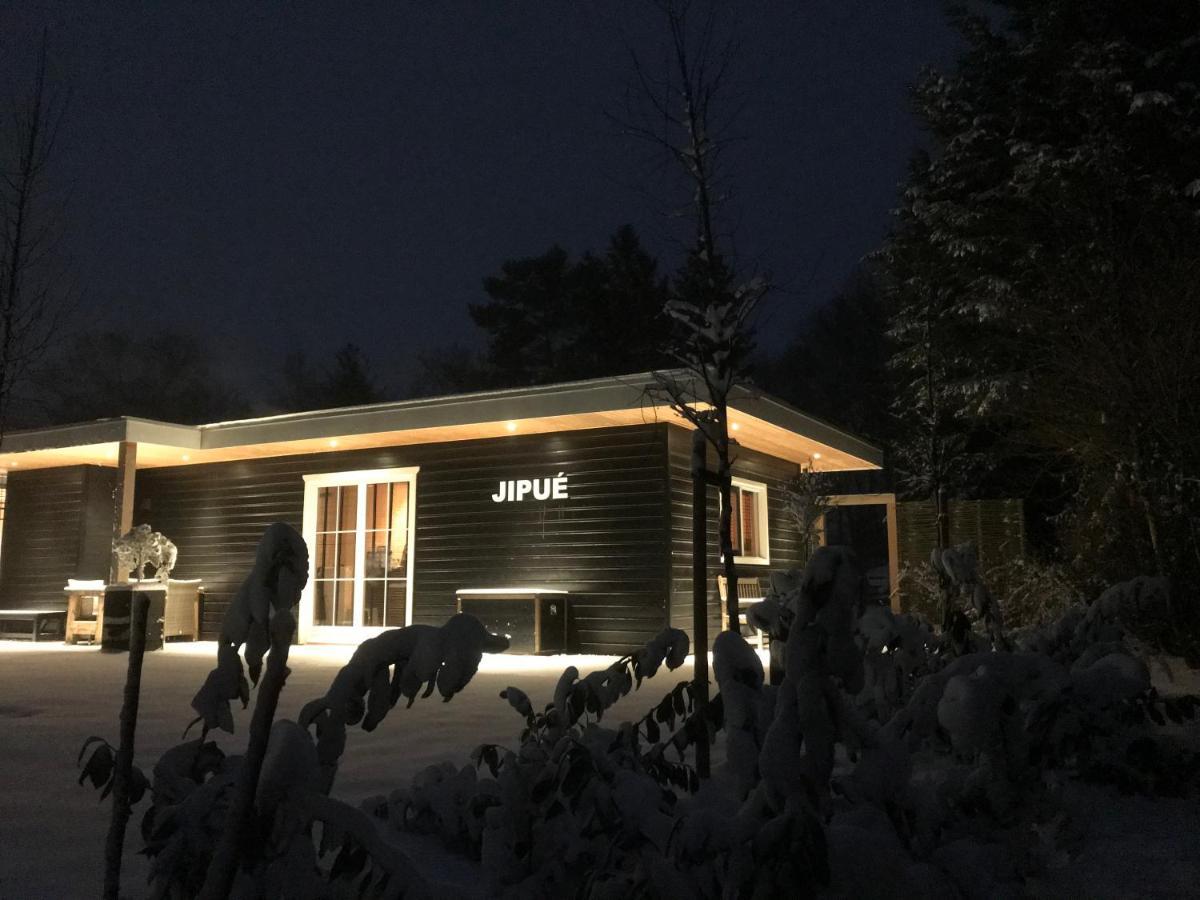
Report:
883,0,1200,588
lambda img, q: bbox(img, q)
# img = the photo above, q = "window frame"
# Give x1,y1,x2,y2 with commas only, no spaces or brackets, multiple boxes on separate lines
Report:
723,477,771,566
300,466,419,643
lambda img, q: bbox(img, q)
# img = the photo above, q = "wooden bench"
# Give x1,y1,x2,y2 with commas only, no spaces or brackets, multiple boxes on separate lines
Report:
717,576,768,650
0,609,68,642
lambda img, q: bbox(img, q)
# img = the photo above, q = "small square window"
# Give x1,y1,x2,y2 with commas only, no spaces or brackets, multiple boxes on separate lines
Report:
724,479,770,565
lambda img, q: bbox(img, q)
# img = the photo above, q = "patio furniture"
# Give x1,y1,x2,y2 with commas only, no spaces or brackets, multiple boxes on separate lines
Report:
100,585,166,652
0,608,67,641
717,575,768,650
163,579,203,640
65,580,108,644
456,588,569,654
64,578,202,645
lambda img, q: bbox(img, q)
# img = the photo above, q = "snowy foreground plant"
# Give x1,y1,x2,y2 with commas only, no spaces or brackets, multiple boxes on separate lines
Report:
79,529,1199,898
363,551,1198,898
79,522,510,898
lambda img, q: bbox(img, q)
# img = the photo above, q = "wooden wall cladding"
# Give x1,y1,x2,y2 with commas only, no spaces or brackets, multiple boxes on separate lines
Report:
0,465,116,611
134,424,672,654
665,426,808,642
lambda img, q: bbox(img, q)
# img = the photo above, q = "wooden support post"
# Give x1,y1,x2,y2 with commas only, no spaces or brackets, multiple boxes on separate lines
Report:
109,442,137,584
823,492,901,611
885,494,900,613
690,428,710,780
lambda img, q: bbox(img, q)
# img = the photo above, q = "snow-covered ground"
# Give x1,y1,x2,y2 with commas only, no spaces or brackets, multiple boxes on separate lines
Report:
0,641,698,898
2,641,1198,898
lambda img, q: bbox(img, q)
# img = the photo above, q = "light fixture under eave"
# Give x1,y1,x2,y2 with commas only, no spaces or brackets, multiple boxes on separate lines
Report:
328,439,339,448
812,452,822,460
181,454,191,462
730,422,741,432
505,421,518,433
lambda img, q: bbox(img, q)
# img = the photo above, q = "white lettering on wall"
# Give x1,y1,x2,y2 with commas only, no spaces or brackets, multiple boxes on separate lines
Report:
492,472,569,503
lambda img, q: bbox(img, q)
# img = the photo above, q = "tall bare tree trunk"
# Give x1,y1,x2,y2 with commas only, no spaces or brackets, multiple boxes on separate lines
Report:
0,30,67,440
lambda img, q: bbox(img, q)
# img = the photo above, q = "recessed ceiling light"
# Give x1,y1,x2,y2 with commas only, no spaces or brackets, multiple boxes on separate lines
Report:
181,454,191,462
505,421,518,433
730,422,741,432
812,452,822,460
328,439,339,448
8,461,17,467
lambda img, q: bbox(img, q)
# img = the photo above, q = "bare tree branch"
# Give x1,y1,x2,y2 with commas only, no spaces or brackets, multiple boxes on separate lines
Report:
0,28,71,438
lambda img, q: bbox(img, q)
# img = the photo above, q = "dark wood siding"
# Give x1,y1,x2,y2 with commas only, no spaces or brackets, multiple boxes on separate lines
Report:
0,466,116,610
135,424,673,653
666,427,808,641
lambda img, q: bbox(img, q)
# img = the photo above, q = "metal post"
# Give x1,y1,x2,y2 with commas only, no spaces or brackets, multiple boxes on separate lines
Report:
690,428,710,779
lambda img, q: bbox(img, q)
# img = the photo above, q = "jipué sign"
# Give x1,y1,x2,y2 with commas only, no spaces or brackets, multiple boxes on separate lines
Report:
491,472,569,503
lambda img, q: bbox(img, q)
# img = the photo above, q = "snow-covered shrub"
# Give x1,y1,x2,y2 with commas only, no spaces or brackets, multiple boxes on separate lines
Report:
365,627,707,897
902,550,1081,645
79,522,508,898
364,562,1191,899
367,563,1192,899
77,531,1200,898
1014,575,1185,665
855,601,939,721
930,543,1008,650
365,550,881,898
1079,576,1200,664
986,556,1080,629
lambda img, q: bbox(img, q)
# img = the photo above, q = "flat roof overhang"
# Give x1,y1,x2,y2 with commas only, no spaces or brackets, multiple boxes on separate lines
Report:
0,373,882,473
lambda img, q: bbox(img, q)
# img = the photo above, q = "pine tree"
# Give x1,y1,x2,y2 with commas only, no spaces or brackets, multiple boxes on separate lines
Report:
435,226,671,390
273,343,385,412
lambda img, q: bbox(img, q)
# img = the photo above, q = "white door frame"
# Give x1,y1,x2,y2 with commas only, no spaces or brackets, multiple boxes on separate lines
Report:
299,466,419,644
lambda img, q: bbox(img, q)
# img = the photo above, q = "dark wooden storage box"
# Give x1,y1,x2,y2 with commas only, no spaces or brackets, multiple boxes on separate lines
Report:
456,588,569,654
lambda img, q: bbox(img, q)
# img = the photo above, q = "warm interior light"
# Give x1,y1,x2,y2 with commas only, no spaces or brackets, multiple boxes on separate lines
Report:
730,422,741,432
505,421,518,433
812,452,822,460
8,461,17,467
328,439,339,448
181,454,190,462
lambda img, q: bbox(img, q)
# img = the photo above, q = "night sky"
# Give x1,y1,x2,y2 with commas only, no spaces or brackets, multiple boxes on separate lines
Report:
0,2,961,400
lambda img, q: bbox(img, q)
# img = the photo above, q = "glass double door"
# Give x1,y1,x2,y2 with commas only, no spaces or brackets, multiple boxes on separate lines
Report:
306,471,415,640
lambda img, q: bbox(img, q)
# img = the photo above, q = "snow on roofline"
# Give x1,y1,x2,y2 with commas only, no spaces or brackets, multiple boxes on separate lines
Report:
202,370,672,428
